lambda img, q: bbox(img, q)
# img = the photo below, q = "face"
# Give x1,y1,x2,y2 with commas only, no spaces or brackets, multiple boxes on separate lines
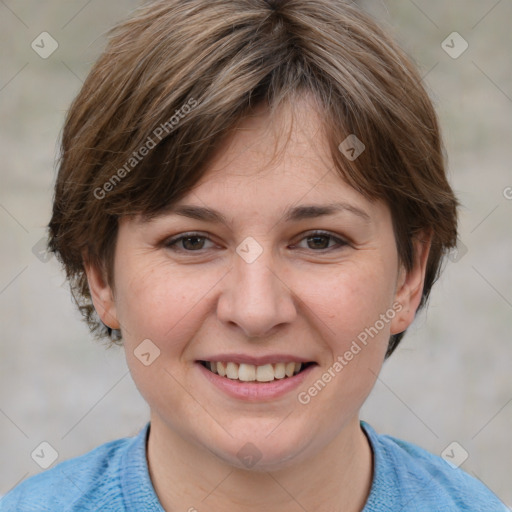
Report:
87,97,428,472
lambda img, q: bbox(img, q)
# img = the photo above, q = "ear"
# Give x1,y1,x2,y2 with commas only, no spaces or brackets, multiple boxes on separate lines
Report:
390,231,432,335
83,253,120,330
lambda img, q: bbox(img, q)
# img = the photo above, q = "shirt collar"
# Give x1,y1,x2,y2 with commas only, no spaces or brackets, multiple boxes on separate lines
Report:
120,422,165,511
120,421,390,511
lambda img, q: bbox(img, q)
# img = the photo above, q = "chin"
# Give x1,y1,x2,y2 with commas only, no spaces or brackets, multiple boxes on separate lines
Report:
209,428,313,473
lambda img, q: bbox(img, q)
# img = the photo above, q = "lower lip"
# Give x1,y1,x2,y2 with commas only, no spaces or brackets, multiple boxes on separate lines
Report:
196,362,316,401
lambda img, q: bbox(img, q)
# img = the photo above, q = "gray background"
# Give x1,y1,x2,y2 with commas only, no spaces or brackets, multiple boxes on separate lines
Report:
1,0,511,506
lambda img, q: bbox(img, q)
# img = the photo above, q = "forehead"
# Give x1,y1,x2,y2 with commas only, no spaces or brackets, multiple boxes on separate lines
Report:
175,97,371,211
134,95,389,230
198,96,333,185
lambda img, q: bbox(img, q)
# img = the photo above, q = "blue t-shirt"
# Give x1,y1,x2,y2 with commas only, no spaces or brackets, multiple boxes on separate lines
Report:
0,421,507,511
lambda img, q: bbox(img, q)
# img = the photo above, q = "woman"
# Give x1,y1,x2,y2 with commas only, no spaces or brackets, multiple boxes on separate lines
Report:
1,0,507,510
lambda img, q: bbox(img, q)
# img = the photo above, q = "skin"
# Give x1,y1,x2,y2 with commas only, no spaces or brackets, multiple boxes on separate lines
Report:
85,95,430,512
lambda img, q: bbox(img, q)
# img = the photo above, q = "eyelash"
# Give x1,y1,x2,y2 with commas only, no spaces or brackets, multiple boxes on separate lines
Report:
164,230,348,254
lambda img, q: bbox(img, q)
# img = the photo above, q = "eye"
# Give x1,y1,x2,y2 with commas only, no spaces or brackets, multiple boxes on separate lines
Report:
163,230,348,254
164,232,215,252
292,230,348,251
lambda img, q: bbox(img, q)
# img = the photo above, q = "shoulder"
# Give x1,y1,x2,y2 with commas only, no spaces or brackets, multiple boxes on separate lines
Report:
0,428,145,512
361,421,508,512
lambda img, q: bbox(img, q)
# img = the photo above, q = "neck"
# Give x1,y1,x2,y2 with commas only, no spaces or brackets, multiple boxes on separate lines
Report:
146,414,373,512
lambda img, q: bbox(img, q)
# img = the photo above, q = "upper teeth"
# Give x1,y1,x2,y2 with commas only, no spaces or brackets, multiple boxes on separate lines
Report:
205,361,302,382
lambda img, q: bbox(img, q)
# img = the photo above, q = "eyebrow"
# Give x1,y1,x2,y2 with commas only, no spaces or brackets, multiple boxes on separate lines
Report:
166,202,371,225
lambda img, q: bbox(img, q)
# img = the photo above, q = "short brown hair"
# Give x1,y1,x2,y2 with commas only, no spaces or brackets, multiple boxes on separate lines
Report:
48,0,458,357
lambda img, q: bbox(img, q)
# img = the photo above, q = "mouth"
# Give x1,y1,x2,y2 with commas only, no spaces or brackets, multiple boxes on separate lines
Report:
198,360,317,383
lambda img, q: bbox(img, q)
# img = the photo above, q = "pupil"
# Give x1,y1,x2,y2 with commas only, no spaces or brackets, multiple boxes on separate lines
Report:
184,236,203,250
309,235,328,249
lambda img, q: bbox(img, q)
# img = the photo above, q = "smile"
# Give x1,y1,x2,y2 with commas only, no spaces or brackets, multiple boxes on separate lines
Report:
197,359,318,401
199,360,316,382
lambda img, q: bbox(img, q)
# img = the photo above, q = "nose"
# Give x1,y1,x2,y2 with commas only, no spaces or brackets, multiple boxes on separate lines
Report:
216,246,297,339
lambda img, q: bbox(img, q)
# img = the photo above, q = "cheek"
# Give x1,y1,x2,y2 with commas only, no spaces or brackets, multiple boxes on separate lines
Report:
293,262,396,416
299,259,397,345
114,260,218,348
114,262,208,402
114,240,398,356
